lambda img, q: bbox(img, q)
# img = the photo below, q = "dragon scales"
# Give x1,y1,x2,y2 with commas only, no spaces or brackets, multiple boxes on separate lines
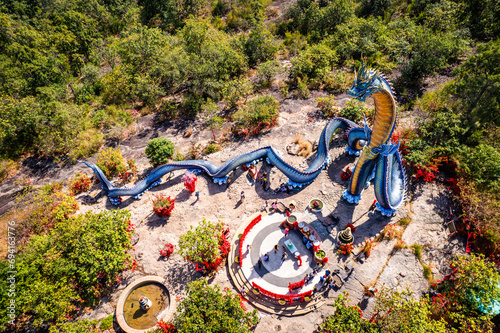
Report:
82,64,406,216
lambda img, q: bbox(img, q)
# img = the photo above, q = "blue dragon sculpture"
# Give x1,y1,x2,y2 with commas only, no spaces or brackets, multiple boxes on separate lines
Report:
82,64,406,216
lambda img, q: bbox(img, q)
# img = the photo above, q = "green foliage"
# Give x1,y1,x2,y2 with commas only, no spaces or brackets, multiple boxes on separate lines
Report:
0,158,18,182
283,31,308,56
96,147,128,178
431,254,498,332
290,43,338,82
316,95,339,117
460,144,500,195
203,143,222,155
339,99,367,122
174,279,258,333
69,172,92,195
48,319,100,333
399,27,470,87
0,210,133,328
99,314,114,330
374,288,447,332
457,0,500,39
450,39,500,127
218,0,268,31
178,218,225,265
320,292,379,333
244,24,280,66
282,0,355,42
202,99,224,130
141,0,210,33
145,137,175,167
232,95,279,136
222,78,253,108
255,59,281,88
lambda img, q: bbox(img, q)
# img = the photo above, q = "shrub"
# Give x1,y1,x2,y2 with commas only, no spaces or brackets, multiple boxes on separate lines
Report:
0,210,133,328
339,99,367,123
222,78,253,108
295,77,310,99
255,60,281,88
316,95,339,117
69,172,92,195
48,319,100,333
68,128,104,162
430,254,499,332
145,138,175,167
174,279,258,332
99,314,114,330
96,147,128,179
203,143,222,155
232,95,279,136
244,24,280,66
283,31,307,56
290,43,338,82
152,194,175,217
320,292,377,332
0,159,18,182
178,218,230,272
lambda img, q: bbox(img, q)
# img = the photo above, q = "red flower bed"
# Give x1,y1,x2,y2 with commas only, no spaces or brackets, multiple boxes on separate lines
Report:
337,243,354,256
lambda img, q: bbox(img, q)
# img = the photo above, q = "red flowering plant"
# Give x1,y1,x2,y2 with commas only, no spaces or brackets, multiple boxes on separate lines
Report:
337,243,354,256
181,170,197,193
155,320,177,333
178,218,230,273
69,172,92,195
160,243,174,258
152,195,175,217
428,254,499,332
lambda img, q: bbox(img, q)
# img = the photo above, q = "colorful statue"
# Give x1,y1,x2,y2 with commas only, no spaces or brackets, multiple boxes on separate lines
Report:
81,64,406,216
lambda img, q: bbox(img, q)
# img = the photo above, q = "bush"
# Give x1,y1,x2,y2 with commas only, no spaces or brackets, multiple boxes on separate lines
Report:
222,78,253,108
398,27,470,87
320,292,377,332
69,172,92,195
0,210,133,328
283,31,308,56
232,95,279,136
244,25,280,66
96,147,128,179
99,314,114,331
145,138,175,167
178,218,230,272
339,100,367,123
430,254,498,332
290,43,338,82
68,128,104,162
316,95,339,117
174,279,258,333
255,60,281,88
203,143,222,155
152,194,175,217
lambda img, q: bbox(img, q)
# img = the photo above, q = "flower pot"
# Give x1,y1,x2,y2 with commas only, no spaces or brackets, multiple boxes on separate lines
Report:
309,199,324,213
278,299,286,305
253,289,259,295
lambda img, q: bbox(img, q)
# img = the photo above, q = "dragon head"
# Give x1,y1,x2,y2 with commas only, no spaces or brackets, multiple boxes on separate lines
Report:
348,63,385,102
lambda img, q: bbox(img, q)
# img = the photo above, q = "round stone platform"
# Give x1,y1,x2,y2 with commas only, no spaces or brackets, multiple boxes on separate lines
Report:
228,212,327,315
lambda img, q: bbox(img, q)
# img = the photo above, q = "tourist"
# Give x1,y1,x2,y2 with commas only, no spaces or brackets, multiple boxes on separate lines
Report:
284,227,289,237
297,254,302,267
241,191,245,200
265,200,268,207
274,244,280,253
258,258,262,269
241,286,246,294
195,191,200,198
247,244,252,252
281,252,287,262
263,253,269,261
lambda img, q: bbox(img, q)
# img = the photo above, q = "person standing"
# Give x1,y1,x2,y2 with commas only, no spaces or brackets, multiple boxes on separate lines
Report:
284,227,289,237
258,258,263,269
263,252,269,261
274,244,280,253
241,191,245,201
281,251,287,262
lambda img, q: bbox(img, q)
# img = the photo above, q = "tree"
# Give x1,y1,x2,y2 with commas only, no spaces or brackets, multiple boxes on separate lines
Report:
320,292,379,333
178,218,230,272
145,137,175,167
374,288,447,333
430,254,499,332
174,279,258,333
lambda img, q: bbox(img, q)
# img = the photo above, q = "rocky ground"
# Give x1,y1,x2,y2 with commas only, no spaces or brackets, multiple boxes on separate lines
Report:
0,92,465,332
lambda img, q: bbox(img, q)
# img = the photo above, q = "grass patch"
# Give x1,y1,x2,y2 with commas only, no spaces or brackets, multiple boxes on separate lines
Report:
99,314,114,330
410,243,423,260
398,217,412,227
422,264,433,281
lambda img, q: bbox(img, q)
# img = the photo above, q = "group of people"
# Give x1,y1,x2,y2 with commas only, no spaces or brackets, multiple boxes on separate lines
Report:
274,183,294,194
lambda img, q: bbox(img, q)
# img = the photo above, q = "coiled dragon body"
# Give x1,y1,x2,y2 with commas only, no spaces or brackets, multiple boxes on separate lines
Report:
83,64,406,216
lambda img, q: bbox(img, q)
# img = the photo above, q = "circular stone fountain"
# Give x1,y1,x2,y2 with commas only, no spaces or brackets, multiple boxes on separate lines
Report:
116,276,172,333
